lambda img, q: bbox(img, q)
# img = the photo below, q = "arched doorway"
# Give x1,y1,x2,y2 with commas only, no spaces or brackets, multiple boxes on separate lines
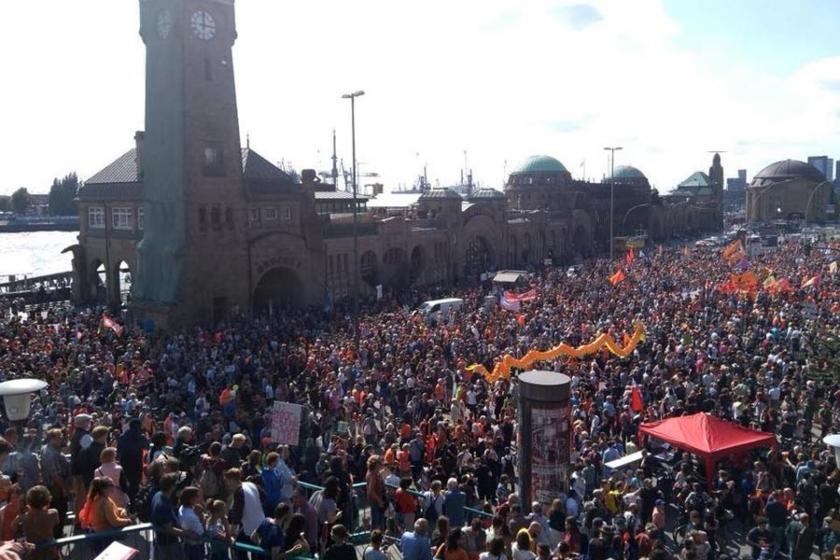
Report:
359,250,378,287
464,235,493,279
382,247,408,288
252,267,304,315
115,260,131,306
508,235,518,267
89,260,106,303
573,225,589,260
522,232,532,264
409,246,426,285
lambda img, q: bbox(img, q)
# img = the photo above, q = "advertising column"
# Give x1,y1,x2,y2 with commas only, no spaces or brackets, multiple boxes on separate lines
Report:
517,370,571,511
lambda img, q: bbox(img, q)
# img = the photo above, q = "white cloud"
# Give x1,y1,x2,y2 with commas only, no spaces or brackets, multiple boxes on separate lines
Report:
1,0,838,196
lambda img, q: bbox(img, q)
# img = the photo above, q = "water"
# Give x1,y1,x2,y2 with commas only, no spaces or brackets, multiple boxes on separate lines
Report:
0,231,78,279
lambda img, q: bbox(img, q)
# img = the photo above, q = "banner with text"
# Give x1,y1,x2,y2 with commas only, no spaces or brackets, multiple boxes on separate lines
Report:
271,401,303,445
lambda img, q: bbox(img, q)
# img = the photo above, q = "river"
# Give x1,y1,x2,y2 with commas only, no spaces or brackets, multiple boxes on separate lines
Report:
0,231,79,279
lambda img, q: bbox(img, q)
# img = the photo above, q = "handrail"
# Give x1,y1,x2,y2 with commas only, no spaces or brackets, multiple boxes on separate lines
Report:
34,522,316,558
34,523,154,549
382,481,493,519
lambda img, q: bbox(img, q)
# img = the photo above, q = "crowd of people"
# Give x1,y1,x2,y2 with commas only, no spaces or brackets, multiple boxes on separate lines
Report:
0,234,838,560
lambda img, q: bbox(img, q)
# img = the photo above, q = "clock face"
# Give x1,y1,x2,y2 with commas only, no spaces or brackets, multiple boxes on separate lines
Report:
156,10,172,39
190,11,216,41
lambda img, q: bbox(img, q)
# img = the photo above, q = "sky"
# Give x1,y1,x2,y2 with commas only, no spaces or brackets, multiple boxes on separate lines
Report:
1,0,839,197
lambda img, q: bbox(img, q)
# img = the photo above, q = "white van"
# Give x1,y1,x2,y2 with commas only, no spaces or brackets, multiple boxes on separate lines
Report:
418,298,464,317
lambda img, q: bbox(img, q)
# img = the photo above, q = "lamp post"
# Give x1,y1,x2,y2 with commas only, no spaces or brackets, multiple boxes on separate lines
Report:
604,146,622,260
341,90,364,350
804,181,834,222
0,378,47,422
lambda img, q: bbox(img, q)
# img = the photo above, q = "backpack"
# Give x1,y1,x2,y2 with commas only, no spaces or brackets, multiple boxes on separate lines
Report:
200,467,223,500
133,483,155,522
423,491,441,522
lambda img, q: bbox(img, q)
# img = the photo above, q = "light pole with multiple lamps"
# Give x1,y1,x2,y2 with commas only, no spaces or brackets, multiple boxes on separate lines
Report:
604,146,622,260
341,90,364,349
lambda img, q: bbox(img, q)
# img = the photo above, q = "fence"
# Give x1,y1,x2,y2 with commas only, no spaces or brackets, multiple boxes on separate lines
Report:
33,478,492,559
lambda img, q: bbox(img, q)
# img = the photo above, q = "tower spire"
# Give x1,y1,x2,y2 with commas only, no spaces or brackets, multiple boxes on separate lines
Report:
331,128,338,187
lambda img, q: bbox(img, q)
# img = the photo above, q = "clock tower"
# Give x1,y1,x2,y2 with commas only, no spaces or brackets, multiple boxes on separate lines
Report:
134,0,250,327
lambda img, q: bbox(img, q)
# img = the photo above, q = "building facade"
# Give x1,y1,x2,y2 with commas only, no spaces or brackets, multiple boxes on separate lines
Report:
70,0,721,328
746,159,836,222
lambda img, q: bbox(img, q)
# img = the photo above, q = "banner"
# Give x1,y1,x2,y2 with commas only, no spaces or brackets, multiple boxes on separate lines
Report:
500,296,521,312
467,322,646,382
504,288,538,302
271,401,302,445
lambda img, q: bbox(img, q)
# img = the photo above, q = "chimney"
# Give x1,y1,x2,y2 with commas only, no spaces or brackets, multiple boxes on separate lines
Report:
134,131,144,179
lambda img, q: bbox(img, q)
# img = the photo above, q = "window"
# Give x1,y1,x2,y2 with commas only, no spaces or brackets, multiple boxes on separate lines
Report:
225,207,234,229
279,206,292,223
263,207,278,221
202,143,225,177
328,255,335,276
342,254,349,274
88,207,104,229
211,206,221,226
112,207,133,230
204,58,213,81
249,208,260,223
137,207,145,230
199,207,207,231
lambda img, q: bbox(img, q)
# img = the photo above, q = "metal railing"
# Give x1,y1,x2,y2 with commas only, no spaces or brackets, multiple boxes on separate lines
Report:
33,522,320,559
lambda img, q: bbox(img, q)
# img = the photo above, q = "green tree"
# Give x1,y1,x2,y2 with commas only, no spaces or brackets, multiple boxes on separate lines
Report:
0,196,10,213
48,172,80,215
10,187,31,215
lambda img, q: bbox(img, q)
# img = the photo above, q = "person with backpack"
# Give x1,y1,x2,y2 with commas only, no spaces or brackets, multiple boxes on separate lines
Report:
199,442,227,502
423,480,445,523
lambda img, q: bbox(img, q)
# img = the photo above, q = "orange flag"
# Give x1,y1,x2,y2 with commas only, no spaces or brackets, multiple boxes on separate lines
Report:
731,271,758,292
625,248,635,265
609,269,626,286
801,274,820,289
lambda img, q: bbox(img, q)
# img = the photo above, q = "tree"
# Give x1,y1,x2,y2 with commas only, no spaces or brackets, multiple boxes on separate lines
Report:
10,187,31,215
48,172,80,215
0,196,10,213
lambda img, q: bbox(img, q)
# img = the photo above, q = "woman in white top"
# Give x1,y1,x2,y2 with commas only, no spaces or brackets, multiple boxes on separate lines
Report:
93,447,130,508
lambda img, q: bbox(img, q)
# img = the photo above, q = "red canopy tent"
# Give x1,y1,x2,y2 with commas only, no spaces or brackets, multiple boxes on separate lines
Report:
638,412,777,486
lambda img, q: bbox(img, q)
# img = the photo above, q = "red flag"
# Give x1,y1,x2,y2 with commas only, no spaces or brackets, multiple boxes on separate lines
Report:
774,278,793,293
101,314,124,336
504,288,538,302
630,385,644,412
516,313,526,327
609,269,626,286
625,248,635,266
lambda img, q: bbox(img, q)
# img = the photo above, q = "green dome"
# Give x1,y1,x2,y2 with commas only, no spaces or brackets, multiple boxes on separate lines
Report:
512,155,568,174
612,165,646,180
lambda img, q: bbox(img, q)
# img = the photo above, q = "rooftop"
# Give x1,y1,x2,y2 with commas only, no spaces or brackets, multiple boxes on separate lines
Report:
511,155,568,174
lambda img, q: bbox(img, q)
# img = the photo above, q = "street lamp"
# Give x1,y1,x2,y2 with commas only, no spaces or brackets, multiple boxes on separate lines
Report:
341,90,364,349
804,181,834,222
0,378,47,421
604,146,622,260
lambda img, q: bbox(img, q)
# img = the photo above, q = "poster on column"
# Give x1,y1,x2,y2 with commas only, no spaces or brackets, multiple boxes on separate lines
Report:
530,405,570,503
271,401,303,445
